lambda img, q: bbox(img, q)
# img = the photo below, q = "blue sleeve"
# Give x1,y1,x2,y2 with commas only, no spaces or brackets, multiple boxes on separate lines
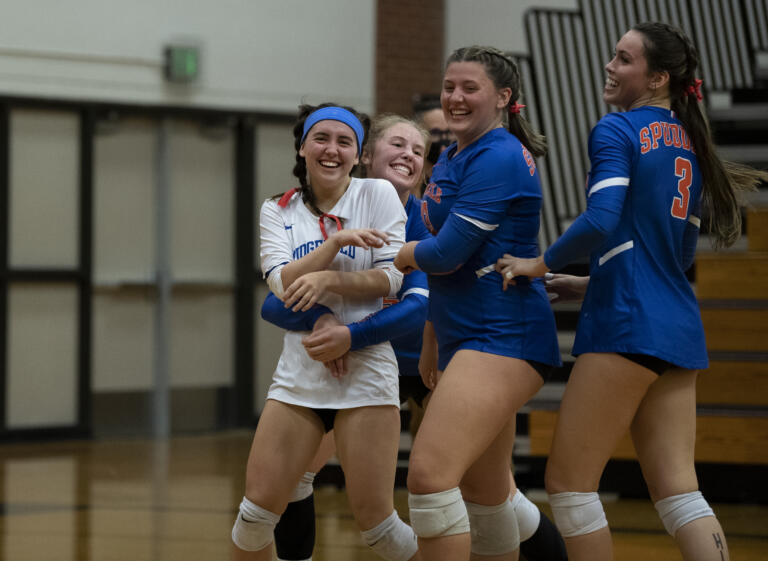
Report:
544,116,633,271
347,269,429,350
260,291,333,331
414,143,529,273
413,213,488,273
682,198,701,271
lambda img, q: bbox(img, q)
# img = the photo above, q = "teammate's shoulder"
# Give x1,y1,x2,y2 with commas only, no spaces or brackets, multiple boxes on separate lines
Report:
354,177,401,206
357,176,390,190
594,111,633,130
469,129,518,158
262,189,296,211
355,176,396,196
591,112,635,143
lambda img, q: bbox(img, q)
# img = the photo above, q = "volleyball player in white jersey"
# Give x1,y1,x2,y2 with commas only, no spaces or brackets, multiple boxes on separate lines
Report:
231,103,420,561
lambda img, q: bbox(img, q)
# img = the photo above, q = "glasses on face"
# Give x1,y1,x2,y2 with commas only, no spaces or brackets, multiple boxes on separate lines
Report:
429,128,453,141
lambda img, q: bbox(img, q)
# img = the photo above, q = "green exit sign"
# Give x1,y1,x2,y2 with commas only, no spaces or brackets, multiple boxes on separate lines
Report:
164,44,199,83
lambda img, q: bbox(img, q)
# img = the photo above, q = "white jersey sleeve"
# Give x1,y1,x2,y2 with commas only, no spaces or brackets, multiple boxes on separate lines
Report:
259,197,293,299
367,179,406,297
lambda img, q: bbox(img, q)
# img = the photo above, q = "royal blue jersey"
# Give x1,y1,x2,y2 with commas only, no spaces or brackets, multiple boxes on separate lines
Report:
545,106,707,369
418,128,560,370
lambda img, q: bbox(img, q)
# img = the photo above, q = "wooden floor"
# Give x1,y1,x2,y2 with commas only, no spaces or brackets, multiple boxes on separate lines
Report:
1,430,766,561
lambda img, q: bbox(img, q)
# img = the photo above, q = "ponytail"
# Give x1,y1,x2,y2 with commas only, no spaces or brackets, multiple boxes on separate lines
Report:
634,21,768,248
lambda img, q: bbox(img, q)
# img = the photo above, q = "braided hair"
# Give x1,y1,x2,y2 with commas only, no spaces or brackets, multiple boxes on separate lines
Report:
287,102,370,217
634,22,768,248
446,46,546,158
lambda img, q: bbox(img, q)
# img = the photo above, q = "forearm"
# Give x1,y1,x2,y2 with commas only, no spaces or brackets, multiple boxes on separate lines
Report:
261,291,333,331
414,214,488,274
544,213,610,271
324,269,391,299
348,294,428,350
280,237,341,288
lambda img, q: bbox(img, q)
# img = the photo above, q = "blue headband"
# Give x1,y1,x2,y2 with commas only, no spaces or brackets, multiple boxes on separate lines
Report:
300,106,365,155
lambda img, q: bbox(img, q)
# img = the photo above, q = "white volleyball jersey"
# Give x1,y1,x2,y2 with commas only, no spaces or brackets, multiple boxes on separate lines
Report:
260,177,407,409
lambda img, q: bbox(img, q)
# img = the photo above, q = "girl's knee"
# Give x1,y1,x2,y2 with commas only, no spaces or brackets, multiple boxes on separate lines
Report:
350,498,395,530
407,453,454,495
544,461,570,495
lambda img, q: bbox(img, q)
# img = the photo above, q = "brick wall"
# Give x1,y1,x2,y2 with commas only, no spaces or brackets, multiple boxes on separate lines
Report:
375,0,445,116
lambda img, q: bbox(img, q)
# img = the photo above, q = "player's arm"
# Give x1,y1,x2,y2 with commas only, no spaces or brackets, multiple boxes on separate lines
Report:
544,116,632,271
347,270,429,350
260,291,333,331
409,148,517,274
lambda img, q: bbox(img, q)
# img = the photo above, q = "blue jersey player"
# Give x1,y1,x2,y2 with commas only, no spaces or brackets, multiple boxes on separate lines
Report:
497,22,768,561
395,46,562,561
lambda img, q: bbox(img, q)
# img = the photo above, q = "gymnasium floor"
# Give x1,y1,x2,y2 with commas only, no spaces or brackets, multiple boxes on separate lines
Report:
1,430,765,561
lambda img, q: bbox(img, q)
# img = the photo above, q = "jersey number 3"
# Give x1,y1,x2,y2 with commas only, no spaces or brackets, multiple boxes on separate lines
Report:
670,156,692,220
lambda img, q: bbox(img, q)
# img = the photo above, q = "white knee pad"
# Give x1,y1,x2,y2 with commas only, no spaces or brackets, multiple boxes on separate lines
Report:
408,487,470,538
289,471,316,503
231,497,280,551
655,491,715,536
548,491,608,538
360,510,418,561
465,499,520,556
510,490,541,542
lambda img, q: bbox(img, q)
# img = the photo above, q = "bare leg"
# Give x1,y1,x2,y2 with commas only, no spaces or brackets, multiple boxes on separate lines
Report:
544,353,657,561
335,405,421,560
232,400,325,561
408,351,542,561
631,369,730,561
272,430,337,561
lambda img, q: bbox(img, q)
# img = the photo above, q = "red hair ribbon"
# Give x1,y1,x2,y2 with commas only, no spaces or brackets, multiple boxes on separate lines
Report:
318,213,342,240
508,102,526,115
685,78,703,102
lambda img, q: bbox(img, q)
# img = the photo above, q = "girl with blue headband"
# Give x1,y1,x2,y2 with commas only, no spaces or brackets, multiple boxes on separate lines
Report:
232,103,421,561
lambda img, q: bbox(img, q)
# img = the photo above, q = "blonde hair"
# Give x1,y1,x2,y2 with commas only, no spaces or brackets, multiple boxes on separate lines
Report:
361,114,431,181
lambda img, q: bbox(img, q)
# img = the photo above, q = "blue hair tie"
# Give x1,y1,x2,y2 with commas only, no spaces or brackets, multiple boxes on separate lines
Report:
300,106,365,155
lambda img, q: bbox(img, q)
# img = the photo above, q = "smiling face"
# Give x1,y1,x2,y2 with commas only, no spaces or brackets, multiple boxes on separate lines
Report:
441,61,510,151
363,122,426,197
299,120,359,192
604,30,667,111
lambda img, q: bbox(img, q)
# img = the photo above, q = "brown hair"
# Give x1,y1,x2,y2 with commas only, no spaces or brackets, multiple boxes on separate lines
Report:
360,113,431,181
634,22,768,248
446,45,547,158
285,102,370,217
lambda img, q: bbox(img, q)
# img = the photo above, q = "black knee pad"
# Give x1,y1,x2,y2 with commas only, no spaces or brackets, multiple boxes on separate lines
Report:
274,494,316,560
520,509,568,561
